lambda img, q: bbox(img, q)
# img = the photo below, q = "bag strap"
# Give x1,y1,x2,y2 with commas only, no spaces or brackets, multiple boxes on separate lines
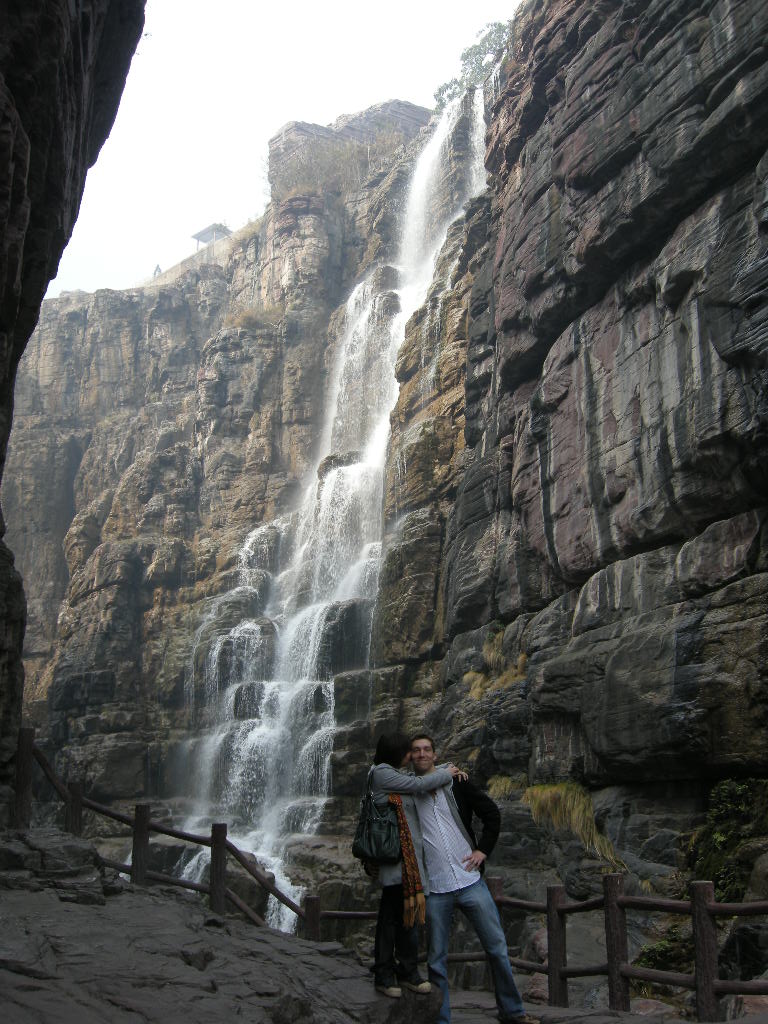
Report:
364,766,385,816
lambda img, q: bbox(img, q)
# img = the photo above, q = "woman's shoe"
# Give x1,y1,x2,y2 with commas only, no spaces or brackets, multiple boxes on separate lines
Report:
374,983,402,998
401,977,431,993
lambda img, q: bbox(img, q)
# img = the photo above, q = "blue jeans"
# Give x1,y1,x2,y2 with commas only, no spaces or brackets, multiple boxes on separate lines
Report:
426,878,524,1024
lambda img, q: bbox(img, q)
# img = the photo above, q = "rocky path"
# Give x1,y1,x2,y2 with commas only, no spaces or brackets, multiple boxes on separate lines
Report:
2,828,765,1024
0,826,425,1023
451,994,682,1023
0,877,702,1024
1,883,435,1024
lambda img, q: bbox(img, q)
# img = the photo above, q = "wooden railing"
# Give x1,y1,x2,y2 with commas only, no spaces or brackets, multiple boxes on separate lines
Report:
14,727,300,928
13,726,768,1020
484,874,768,1020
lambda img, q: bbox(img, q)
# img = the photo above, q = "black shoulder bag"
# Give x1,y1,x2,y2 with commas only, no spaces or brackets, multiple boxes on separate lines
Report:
351,767,401,864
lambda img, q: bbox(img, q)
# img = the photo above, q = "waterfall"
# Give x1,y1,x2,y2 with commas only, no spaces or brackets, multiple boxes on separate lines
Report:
487,57,505,107
178,89,487,929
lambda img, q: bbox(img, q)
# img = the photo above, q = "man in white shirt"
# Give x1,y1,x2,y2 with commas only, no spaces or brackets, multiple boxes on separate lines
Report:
411,734,531,1024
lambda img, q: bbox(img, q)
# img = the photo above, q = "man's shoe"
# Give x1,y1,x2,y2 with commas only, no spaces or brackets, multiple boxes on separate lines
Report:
401,978,431,993
504,1015,540,1024
375,983,402,998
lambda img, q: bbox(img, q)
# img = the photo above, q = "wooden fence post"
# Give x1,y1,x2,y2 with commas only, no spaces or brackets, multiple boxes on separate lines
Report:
65,781,83,836
13,726,35,829
209,823,227,915
603,872,630,1011
546,884,568,1007
304,894,322,941
691,880,720,1022
131,803,150,885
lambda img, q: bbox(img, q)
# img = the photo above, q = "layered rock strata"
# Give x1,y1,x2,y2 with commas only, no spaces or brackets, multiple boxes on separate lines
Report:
2,1,768,990
334,0,768,986
364,0,768,927
441,0,768,784
0,0,145,816
2,101,431,806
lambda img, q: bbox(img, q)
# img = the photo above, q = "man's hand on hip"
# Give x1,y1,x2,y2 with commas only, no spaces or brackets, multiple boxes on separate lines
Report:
462,849,487,871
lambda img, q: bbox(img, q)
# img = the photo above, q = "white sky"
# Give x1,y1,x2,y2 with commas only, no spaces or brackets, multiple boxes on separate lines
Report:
47,0,520,296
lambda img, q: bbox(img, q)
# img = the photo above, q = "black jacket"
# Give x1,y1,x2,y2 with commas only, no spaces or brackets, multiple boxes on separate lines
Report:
451,778,501,861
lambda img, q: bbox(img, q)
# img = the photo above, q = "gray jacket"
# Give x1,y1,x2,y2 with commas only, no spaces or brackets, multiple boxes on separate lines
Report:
369,763,452,895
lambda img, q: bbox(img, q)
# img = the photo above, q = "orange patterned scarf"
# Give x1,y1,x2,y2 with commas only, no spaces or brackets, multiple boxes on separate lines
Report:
388,794,425,927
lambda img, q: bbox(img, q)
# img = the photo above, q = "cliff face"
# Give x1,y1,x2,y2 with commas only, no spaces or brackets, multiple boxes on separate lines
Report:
357,0,768,905
433,0,768,786
3,0,768,928
381,4,767,939
0,0,145,813
3,101,431,801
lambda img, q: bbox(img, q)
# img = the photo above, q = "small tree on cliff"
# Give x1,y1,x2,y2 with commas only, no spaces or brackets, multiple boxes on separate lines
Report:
434,21,511,110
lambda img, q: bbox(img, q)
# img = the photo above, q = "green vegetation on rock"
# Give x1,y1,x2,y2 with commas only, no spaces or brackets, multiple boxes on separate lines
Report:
434,21,511,110
634,923,695,987
690,778,768,902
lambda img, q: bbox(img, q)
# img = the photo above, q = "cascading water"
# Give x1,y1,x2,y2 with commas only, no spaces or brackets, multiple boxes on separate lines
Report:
178,89,487,929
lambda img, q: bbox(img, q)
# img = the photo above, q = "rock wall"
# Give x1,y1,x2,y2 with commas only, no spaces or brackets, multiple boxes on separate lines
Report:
365,0,768,917
0,0,145,816
3,1,768,964
446,0,768,784
2,101,430,801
